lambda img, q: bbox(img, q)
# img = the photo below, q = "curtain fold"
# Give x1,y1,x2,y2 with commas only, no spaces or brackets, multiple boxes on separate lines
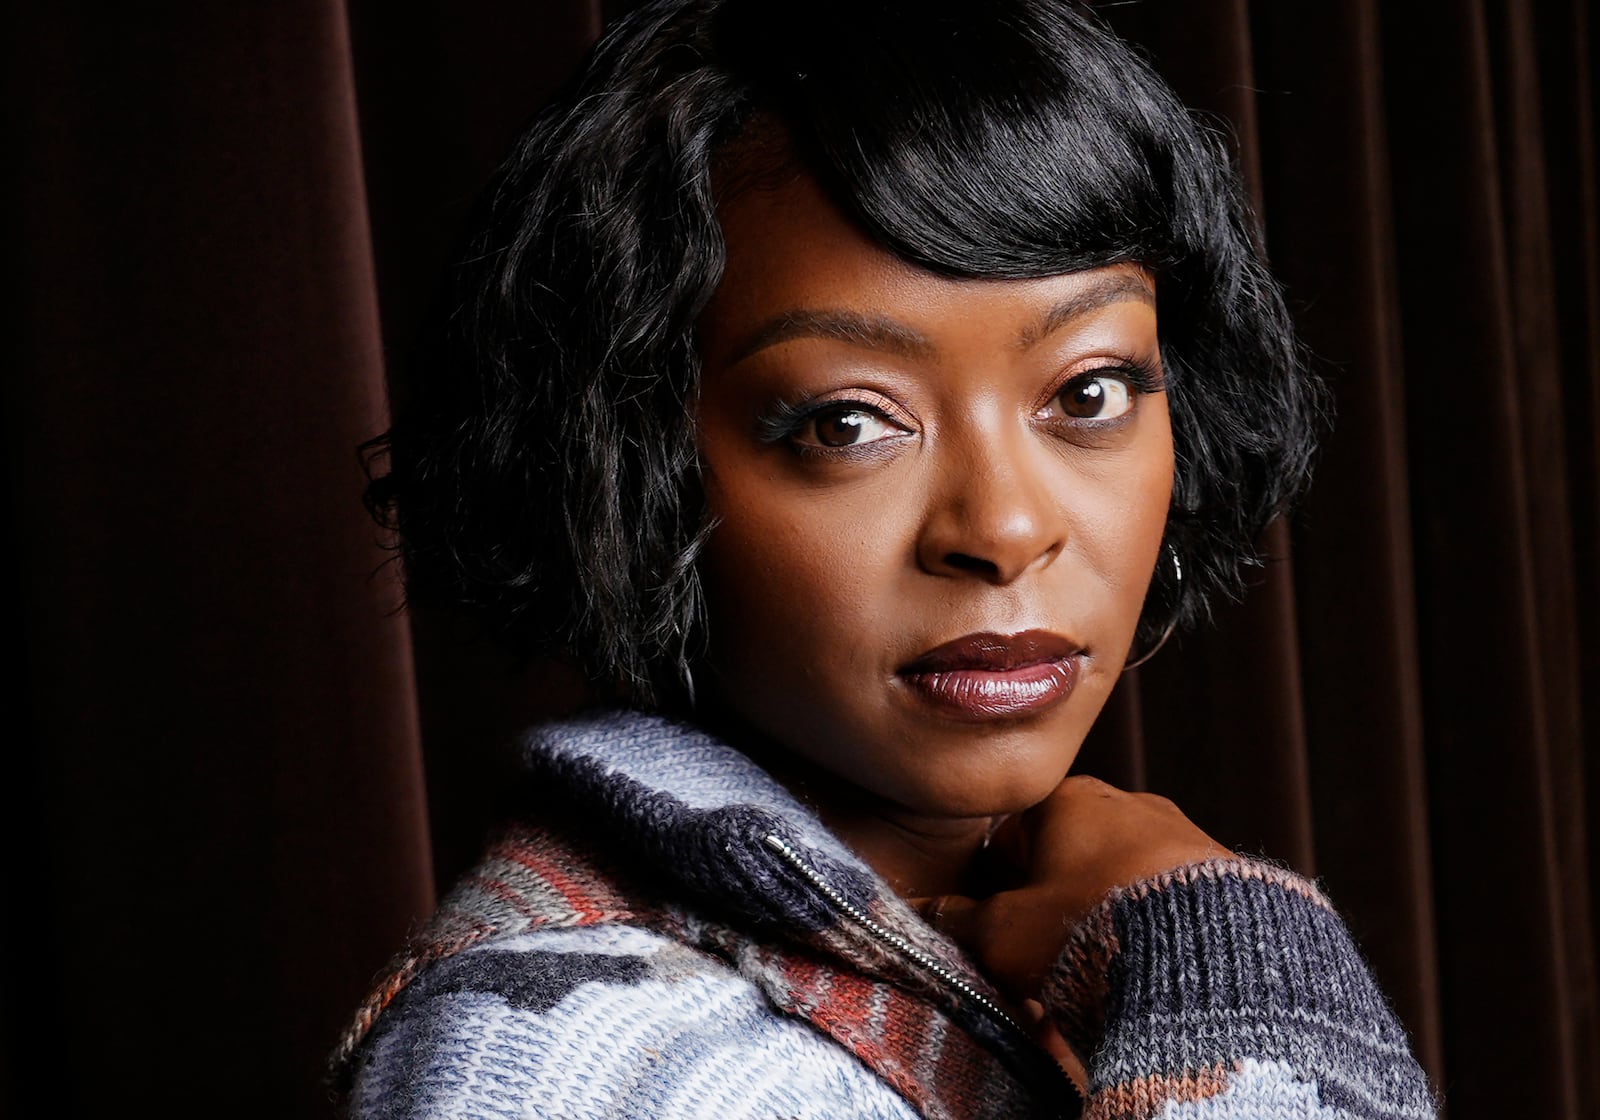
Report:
1243,0,1446,1082
8,2,1597,1117
1374,2,1596,1113
7,2,431,1115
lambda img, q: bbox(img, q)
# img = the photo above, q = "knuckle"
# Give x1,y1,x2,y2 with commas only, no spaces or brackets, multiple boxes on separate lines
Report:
1060,774,1120,797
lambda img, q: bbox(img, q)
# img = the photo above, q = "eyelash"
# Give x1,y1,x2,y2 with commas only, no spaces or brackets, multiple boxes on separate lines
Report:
756,356,1165,457
1040,356,1165,424
754,395,907,460
756,394,826,445
1078,355,1165,398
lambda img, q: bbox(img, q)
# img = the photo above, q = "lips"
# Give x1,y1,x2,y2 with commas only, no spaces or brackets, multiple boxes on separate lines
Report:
896,629,1082,721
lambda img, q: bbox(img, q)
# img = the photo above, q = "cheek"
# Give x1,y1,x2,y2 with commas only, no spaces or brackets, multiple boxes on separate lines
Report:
1079,455,1172,586
699,474,903,689
1066,409,1175,640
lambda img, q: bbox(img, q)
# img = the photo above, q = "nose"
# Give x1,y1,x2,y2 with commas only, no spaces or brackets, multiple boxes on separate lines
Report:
915,424,1066,584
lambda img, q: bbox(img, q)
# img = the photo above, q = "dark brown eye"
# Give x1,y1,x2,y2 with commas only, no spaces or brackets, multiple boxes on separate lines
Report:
803,405,898,448
1055,375,1134,420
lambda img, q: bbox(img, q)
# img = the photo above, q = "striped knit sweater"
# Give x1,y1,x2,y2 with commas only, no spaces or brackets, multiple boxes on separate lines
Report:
334,710,1437,1119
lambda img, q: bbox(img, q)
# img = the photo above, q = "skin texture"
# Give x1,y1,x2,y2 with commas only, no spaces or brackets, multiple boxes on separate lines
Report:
693,172,1232,1075
695,167,1175,863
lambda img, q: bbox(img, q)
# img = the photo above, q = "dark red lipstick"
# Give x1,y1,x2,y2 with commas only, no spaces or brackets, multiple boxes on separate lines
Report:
896,629,1081,721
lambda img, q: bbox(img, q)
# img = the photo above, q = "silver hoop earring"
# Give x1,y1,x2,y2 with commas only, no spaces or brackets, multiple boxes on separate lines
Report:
1123,544,1183,672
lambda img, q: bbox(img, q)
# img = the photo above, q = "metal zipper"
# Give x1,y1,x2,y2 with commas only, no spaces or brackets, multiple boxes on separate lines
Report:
766,831,1080,1116
764,833,1031,1045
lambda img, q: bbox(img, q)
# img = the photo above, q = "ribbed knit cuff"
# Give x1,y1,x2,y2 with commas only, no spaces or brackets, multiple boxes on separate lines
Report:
1039,858,1434,1117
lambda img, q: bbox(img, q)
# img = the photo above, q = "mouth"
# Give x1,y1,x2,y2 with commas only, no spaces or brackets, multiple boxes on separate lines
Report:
895,629,1082,722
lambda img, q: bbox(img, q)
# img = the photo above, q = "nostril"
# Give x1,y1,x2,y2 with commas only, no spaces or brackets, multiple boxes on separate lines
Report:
944,552,1000,578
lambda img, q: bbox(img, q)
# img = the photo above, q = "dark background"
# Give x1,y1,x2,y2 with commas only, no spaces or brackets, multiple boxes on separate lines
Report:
7,1,1597,1116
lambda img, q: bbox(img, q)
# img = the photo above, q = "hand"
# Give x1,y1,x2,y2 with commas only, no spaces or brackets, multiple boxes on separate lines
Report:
914,775,1233,1021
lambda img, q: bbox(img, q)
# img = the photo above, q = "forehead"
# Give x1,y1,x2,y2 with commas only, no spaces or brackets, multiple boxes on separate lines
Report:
699,169,1154,369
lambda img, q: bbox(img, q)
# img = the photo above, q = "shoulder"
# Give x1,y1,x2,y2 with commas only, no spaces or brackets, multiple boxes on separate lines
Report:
346,922,919,1120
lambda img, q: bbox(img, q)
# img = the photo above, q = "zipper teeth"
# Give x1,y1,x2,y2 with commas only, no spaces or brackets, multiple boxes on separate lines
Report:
764,833,1023,1036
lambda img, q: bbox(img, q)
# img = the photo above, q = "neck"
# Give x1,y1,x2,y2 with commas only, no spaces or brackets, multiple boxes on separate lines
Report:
695,703,1002,899
820,807,1000,899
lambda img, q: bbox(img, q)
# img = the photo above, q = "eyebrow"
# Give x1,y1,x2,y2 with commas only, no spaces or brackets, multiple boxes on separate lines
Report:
1013,272,1156,349
728,310,934,365
728,270,1156,365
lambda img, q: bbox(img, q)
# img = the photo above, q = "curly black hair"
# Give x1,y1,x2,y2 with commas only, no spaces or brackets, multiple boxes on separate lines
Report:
364,0,1322,709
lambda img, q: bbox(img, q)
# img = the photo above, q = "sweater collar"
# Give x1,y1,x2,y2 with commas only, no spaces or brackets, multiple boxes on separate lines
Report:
517,707,884,933
337,707,1064,1115
515,709,1071,1113
517,709,1057,1089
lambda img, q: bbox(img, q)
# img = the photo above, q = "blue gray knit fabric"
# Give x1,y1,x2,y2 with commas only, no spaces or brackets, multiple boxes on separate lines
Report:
338,709,1438,1119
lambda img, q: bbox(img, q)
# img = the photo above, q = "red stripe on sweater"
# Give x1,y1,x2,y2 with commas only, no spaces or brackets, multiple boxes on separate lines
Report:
462,873,540,920
490,827,625,923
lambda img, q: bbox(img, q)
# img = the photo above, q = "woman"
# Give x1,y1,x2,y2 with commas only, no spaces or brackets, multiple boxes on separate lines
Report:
335,1,1439,1117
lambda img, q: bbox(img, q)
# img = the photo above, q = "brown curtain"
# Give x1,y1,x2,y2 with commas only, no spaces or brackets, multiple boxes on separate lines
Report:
7,2,1596,1117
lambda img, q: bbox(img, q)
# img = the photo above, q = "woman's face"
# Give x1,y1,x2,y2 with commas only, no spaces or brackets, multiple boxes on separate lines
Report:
695,170,1173,824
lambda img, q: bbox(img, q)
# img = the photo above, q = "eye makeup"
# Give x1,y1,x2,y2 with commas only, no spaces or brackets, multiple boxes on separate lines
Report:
751,351,1164,459
755,388,913,443
1036,353,1165,434
1041,353,1165,407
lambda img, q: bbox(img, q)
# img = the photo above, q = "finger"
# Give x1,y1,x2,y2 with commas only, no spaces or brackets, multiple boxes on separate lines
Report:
983,811,1032,871
910,893,982,947
1036,1020,1090,1094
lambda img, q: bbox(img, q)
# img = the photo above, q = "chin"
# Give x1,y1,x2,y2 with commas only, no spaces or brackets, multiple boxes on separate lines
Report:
886,758,1074,820
905,717,1090,812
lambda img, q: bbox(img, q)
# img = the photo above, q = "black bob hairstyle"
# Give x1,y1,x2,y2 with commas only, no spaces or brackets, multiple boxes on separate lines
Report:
366,0,1322,709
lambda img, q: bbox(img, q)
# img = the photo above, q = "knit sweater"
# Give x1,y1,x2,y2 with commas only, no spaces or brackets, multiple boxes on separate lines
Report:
335,710,1437,1120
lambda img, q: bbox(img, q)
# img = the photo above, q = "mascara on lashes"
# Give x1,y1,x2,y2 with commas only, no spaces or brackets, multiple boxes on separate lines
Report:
756,358,1165,445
